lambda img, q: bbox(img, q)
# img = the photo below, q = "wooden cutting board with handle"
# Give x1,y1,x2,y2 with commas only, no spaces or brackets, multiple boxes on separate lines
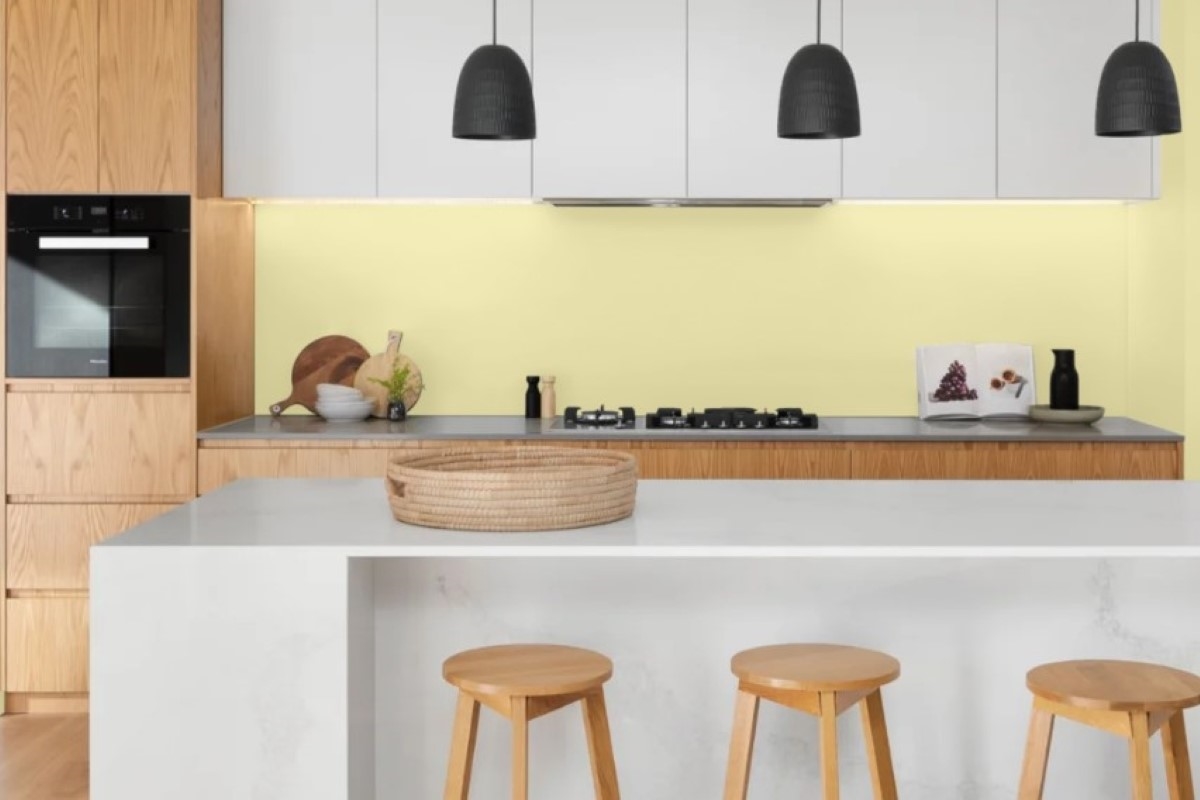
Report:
354,330,425,418
269,335,370,416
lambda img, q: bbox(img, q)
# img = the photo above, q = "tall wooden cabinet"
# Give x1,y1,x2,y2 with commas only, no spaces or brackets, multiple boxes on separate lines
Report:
6,0,220,194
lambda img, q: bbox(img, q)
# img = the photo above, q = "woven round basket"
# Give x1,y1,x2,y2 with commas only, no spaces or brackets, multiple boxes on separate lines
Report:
385,447,638,532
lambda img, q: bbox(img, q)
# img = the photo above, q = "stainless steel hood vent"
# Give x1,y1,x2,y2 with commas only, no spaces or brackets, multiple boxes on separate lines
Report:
542,197,831,208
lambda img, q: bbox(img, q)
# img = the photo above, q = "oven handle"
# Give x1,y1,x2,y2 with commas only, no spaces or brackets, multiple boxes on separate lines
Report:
38,236,151,251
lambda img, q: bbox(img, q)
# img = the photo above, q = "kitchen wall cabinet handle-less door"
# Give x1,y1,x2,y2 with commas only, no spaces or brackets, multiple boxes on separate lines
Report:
97,0,192,193
223,0,377,198
6,0,100,193
687,0,841,200
533,0,687,200
842,0,996,199
378,0,532,199
999,0,1156,199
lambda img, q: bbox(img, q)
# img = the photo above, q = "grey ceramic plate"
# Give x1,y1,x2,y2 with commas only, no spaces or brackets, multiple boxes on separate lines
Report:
1029,405,1105,424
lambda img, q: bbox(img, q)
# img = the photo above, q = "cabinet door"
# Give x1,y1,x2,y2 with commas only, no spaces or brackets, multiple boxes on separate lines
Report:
999,0,1155,199
223,0,376,198
97,0,192,192
7,392,194,499
8,504,175,590
688,0,841,199
533,0,686,199
378,0,532,198
7,598,89,692
6,0,99,192
843,0,995,199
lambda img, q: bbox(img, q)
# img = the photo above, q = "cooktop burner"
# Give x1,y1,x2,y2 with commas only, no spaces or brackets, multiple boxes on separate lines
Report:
561,406,819,430
646,407,819,430
563,405,637,429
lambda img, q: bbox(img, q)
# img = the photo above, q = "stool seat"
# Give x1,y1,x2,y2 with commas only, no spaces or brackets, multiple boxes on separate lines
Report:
443,643,613,698
732,643,901,692
1027,659,1200,712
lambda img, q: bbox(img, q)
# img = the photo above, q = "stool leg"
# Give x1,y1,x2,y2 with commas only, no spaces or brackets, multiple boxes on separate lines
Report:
444,692,481,800
1017,702,1055,800
860,690,898,800
582,689,621,800
723,689,760,800
1130,712,1154,800
819,691,840,800
1163,712,1195,800
512,696,529,800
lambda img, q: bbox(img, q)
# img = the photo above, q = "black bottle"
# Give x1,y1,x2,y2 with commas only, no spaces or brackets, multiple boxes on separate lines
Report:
1050,349,1080,410
525,376,541,419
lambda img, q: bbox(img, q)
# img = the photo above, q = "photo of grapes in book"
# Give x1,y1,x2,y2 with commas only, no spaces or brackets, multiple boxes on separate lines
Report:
931,360,978,402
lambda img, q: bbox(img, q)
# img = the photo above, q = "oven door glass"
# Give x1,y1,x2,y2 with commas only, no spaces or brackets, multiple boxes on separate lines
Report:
7,233,189,378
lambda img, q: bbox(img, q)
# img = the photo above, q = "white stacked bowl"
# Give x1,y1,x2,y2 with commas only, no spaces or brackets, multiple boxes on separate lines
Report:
315,384,373,421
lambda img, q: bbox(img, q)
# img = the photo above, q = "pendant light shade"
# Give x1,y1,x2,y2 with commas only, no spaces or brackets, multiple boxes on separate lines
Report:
453,44,536,140
778,43,861,139
1095,41,1181,137
1095,0,1180,137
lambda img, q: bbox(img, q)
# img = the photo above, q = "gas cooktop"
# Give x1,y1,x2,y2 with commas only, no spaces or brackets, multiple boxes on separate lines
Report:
561,406,819,430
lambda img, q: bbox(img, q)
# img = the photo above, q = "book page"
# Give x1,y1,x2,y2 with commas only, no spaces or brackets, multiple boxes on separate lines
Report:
976,344,1036,417
917,345,982,419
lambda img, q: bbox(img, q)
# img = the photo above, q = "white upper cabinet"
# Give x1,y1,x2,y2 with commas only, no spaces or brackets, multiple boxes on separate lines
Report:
378,0,532,198
842,0,996,199
999,0,1156,199
688,0,842,199
533,0,687,199
224,0,377,198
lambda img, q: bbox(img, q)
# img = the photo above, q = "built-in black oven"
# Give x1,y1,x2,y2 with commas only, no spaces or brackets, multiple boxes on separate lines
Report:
6,195,190,378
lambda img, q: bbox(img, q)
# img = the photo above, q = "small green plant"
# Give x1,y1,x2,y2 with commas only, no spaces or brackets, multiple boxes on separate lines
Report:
369,358,412,404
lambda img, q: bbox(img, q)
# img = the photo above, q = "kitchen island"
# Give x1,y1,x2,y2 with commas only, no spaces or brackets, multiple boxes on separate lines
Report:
92,478,1200,800
197,414,1185,488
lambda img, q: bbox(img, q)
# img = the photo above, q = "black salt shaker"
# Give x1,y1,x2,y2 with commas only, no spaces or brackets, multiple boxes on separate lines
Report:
524,376,541,419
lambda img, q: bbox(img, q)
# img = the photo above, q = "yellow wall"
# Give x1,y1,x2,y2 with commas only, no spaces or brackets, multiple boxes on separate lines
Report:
257,203,1133,417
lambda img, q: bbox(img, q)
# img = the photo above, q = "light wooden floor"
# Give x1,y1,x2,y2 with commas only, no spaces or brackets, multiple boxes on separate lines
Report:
0,713,88,800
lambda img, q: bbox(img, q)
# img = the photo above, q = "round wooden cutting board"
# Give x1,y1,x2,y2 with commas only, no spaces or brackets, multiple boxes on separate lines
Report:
270,335,370,415
354,330,424,417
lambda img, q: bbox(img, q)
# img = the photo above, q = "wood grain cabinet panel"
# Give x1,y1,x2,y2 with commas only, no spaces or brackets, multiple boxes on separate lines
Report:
7,392,195,499
6,0,99,193
6,598,88,692
97,0,192,192
8,504,175,590
850,443,1181,480
198,448,392,494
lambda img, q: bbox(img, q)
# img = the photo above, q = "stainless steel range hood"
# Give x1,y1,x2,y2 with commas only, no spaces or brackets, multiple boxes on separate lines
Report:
542,197,831,208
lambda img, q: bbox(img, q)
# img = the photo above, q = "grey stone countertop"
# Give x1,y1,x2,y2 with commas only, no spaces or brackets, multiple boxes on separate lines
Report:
197,414,1183,443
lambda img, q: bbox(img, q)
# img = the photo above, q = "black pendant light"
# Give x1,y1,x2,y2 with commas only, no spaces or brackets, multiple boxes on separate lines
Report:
1096,0,1181,137
453,0,536,140
778,0,860,139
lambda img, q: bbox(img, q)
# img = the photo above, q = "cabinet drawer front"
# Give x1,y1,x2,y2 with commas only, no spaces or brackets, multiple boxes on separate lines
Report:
851,443,1181,480
198,448,390,494
7,598,89,692
8,504,176,590
7,392,195,498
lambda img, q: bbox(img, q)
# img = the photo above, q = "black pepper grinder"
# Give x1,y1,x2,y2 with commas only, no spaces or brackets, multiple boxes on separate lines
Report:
1049,349,1080,410
524,376,541,419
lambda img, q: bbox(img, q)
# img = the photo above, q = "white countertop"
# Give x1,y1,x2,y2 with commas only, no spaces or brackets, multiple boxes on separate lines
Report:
99,478,1200,557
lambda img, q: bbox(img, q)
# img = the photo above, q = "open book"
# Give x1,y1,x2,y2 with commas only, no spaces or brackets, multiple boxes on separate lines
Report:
916,344,1036,420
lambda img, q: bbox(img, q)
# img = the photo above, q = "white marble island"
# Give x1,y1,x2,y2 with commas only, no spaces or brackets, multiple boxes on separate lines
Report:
92,479,1200,800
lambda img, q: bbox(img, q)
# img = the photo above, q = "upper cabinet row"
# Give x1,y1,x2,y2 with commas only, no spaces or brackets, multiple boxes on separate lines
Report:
224,0,1158,201
6,0,220,195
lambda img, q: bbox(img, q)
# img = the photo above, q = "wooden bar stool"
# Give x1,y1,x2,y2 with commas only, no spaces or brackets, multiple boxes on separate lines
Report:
723,643,902,800
442,643,620,800
1019,659,1200,800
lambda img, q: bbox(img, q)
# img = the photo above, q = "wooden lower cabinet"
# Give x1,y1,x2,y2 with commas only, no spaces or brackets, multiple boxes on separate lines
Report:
6,597,88,693
197,438,1182,493
8,504,176,590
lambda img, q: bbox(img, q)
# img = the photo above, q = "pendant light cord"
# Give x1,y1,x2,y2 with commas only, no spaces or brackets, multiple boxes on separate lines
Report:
816,0,822,44
493,0,498,44
1135,0,1140,41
